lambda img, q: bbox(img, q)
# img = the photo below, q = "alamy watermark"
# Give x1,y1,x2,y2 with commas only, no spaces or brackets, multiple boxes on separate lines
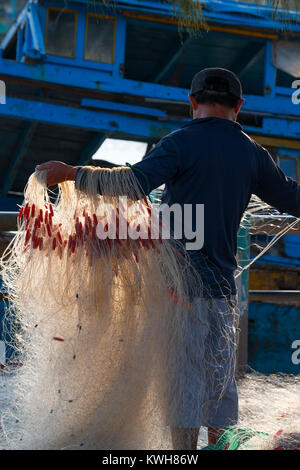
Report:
291,339,300,365
0,80,6,105
291,80,300,105
94,196,204,250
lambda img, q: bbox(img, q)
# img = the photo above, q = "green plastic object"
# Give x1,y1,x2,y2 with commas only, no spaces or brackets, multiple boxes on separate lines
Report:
201,426,269,450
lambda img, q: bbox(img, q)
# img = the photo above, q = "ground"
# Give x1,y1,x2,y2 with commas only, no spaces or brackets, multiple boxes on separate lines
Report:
0,369,298,450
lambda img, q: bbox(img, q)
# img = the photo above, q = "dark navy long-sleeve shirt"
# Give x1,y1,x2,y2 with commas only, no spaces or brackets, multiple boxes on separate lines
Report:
76,117,300,298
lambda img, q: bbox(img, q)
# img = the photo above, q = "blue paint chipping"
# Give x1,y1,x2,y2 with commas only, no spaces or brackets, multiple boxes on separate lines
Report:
248,302,300,374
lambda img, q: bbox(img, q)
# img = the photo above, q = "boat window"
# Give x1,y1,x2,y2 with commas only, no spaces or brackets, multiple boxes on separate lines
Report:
275,40,300,87
45,8,77,58
85,14,115,64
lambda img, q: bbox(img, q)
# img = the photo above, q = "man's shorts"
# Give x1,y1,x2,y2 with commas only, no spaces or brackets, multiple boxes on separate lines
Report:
169,295,239,429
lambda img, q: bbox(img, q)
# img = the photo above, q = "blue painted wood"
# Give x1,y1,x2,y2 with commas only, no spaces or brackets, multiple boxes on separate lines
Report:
113,14,127,79
0,58,186,99
283,235,300,259
263,118,300,138
26,1,45,58
74,1,86,68
277,148,300,157
248,301,300,374
252,255,300,268
81,98,167,118
0,1,297,117
67,0,300,31
275,86,297,97
1,59,299,119
16,25,24,62
1,94,300,142
0,1,297,114
244,95,300,119
37,0,123,76
279,155,298,181
264,40,276,97
0,97,179,139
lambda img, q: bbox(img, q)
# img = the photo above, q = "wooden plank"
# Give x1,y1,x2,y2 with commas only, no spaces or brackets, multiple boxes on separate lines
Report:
249,269,300,290
251,134,300,151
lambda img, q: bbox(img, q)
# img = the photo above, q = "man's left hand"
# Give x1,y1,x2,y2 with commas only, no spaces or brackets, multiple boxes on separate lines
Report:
35,161,77,186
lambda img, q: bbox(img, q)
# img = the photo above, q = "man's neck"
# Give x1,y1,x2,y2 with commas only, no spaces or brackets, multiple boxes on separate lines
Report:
193,104,236,121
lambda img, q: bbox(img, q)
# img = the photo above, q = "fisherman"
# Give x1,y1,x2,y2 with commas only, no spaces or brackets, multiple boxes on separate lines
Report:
36,67,300,450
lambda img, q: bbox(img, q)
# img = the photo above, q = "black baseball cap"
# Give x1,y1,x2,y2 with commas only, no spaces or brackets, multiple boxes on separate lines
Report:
190,67,242,99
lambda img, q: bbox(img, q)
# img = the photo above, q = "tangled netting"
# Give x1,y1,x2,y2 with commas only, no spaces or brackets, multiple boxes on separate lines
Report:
193,373,300,450
0,168,239,450
236,372,300,450
1,369,299,450
235,194,300,278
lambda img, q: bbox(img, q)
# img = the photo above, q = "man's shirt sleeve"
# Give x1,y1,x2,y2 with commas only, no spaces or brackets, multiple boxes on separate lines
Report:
131,136,181,195
254,146,300,217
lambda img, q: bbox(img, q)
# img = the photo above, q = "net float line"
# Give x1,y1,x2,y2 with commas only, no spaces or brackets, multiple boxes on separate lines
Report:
17,201,163,263
15,173,196,312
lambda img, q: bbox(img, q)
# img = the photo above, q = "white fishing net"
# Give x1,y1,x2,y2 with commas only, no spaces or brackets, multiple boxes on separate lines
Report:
0,168,298,450
236,194,300,279
237,372,300,450
0,168,238,450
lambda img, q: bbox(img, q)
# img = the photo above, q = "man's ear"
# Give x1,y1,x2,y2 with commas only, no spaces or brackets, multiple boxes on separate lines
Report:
188,94,198,111
235,98,244,115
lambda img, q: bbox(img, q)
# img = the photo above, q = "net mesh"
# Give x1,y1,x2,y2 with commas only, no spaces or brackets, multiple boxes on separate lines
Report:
236,372,300,450
0,169,298,450
237,194,300,278
0,168,235,450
